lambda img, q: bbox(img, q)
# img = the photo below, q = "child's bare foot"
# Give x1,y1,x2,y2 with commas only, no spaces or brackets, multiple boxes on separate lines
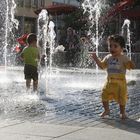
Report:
100,111,110,118
120,113,127,120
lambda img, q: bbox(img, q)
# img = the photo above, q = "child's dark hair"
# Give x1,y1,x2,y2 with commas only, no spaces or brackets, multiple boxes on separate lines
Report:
107,34,125,48
27,33,37,44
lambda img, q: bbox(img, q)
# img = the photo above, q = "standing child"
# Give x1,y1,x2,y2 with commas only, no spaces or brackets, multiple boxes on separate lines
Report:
92,34,135,119
21,33,40,92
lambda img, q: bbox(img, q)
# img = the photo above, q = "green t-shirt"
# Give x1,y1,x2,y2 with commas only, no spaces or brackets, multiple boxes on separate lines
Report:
22,46,39,67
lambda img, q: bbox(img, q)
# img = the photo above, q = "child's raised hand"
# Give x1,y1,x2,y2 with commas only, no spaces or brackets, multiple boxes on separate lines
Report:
88,51,97,59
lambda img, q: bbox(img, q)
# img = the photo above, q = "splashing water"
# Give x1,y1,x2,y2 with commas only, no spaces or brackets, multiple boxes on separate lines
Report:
9,0,19,30
48,21,56,70
4,0,9,68
0,0,19,68
37,9,49,56
82,0,107,71
0,0,139,124
37,10,56,95
0,0,8,67
37,9,49,95
121,19,131,59
37,9,56,69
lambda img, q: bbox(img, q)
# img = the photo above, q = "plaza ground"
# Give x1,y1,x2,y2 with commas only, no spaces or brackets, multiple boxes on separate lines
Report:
0,67,139,140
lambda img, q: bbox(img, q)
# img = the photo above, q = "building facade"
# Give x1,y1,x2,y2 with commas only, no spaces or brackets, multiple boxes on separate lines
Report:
15,0,52,35
52,0,79,6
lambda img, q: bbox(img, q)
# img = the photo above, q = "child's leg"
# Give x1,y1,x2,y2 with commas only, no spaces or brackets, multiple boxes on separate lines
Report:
33,80,38,92
26,79,31,90
101,101,110,117
119,104,127,119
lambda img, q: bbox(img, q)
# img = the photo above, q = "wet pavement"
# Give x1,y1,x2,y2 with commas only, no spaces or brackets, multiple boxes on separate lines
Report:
0,67,139,125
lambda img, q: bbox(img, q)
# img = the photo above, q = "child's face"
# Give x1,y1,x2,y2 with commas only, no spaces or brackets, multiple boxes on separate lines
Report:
108,40,123,57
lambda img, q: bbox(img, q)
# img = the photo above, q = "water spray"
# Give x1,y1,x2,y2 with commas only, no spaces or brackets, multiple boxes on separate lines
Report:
0,0,19,68
48,21,56,70
37,9,49,57
82,0,107,70
121,19,131,59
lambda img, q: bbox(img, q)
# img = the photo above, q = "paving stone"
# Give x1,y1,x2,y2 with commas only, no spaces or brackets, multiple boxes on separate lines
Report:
53,127,140,140
0,122,83,138
0,68,139,128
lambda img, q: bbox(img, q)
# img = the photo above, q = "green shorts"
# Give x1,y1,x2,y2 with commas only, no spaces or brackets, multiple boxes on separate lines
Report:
24,64,38,80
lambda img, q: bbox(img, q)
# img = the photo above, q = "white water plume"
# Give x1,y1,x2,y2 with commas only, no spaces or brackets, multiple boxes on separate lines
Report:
0,0,19,67
37,9,49,56
37,10,56,96
48,21,56,69
82,0,107,48
82,0,107,71
37,9,50,96
121,19,131,59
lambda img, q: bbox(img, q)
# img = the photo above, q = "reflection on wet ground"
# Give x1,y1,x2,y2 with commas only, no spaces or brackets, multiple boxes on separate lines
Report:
0,67,139,126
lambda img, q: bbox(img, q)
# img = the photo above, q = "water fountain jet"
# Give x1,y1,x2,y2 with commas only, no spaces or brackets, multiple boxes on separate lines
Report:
121,19,131,59
0,0,18,68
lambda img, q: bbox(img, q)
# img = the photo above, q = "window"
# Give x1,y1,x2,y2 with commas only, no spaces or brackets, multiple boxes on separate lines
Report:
52,2,62,5
38,0,45,7
16,0,24,7
40,0,45,7
32,0,38,8
25,0,31,7
52,0,79,5
52,0,66,4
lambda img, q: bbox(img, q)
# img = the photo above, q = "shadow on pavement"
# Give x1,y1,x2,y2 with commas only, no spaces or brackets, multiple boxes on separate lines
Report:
103,118,140,135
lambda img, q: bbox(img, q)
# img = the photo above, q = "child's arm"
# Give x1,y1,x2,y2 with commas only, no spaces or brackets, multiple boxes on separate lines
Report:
123,56,135,70
37,47,41,60
91,52,105,69
125,60,135,70
18,50,24,61
38,53,40,60
129,61,135,69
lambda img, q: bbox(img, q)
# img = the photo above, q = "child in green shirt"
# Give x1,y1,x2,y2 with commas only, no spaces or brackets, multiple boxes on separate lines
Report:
21,33,40,92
